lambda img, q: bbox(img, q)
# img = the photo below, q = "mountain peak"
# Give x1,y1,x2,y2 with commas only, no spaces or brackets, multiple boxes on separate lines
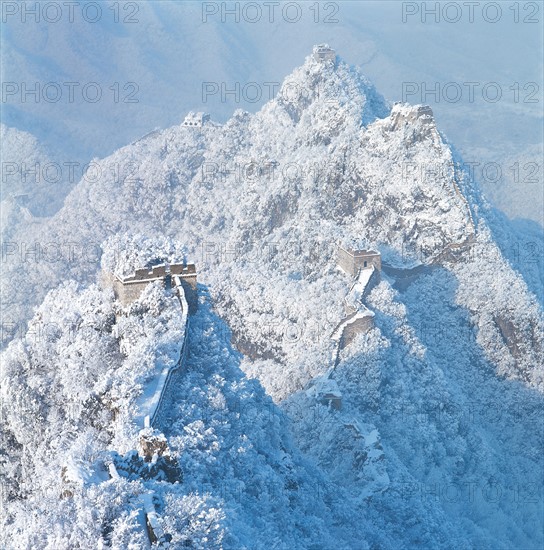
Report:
260,45,388,129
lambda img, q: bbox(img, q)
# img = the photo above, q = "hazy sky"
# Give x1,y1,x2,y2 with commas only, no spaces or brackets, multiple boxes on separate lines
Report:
2,0,543,221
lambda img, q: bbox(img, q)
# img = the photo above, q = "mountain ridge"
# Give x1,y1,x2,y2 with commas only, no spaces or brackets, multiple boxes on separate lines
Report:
3,46,542,387
1,45,543,549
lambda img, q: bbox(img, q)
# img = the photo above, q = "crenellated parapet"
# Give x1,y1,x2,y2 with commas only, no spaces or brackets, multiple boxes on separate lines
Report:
337,246,381,278
182,111,210,127
389,103,435,132
106,261,197,312
313,44,336,64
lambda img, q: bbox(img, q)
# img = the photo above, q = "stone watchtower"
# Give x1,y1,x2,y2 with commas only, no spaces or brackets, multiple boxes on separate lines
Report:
337,246,382,278
105,261,198,313
389,103,434,131
182,111,210,127
313,44,336,63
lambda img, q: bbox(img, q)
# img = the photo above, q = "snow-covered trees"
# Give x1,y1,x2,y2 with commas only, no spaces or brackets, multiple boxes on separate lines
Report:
0,257,186,546
1,47,543,548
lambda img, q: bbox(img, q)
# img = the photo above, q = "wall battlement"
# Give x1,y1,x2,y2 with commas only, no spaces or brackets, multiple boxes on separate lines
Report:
182,111,210,127
106,261,197,312
313,44,336,63
331,309,375,349
389,103,435,131
332,245,381,364
337,246,381,277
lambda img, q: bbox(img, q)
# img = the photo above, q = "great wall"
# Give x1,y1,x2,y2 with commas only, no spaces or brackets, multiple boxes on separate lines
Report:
308,247,382,411
100,247,385,543
332,246,381,359
318,229,478,410
67,261,199,547
61,225,479,544
119,263,196,547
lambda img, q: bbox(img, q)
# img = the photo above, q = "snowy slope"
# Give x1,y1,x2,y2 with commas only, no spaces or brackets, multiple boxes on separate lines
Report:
1,46,543,548
4,47,541,385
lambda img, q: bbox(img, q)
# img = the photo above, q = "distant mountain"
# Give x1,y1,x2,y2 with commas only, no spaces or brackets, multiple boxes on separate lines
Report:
5,46,542,386
0,124,74,218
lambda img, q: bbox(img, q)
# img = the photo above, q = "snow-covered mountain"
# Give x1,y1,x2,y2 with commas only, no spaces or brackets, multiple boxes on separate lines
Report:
1,46,543,549
0,2,520,155
3,2,542,223
0,124,75,220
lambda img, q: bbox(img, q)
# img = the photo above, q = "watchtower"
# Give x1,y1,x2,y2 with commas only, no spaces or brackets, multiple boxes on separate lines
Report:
182,111,210,127
107,261,197,312
313,44,336,63
337,246,381,278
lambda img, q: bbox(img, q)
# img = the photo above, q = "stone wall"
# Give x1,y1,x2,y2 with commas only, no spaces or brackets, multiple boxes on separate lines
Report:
171,264,197,314
332,310,375,350
389,104,434,131
337,246,381,277
313,44,336,63
182,111,210,127
105,262,198,309
170,263,197,287
340,313,374,347
113,278,165,306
